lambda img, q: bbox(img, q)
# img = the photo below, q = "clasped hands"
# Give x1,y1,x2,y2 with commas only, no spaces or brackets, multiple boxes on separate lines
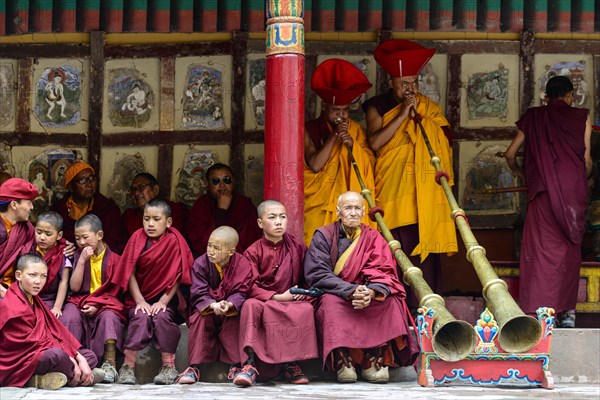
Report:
334,121,353,148
349,285,375,310
210,300,235,316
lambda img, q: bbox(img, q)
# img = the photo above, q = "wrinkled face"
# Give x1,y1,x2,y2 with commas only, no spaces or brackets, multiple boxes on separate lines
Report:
390,75,420,102
323,103,350,125
206,235,235,266
258,204,287,242
12,199,34,222
130,176,160,208
70,168,96,201
16,262,48,300
143,206,172,239
74,225,103,253
336,194,365,230
35,221,62,251
206,168,235,200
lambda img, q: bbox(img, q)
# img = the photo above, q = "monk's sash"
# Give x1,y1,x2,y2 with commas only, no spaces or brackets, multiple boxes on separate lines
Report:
333,227,361,276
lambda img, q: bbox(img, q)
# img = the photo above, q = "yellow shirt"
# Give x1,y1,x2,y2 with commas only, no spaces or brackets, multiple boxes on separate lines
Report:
1,215,15,287
89,246,106,293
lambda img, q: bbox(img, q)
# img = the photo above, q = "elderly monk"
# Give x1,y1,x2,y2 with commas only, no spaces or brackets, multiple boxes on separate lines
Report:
304,58,377,246
186,163,261,256
363,40,457,308
52,161,125,254
0,178,38,300
304,191,418,383
122,172,187,236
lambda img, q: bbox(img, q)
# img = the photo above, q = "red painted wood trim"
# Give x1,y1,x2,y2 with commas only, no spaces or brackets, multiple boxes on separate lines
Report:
303,10,312,31
364,10,381,31
533,11,547,32
390,10,405,30
82,9,100,31
176,9,193,32
556,11,571,32
319,10,335,31
343,10,359,31
128,9,147,32
224,10,240,31
415,10,430,31
247,9,265,32
105,9,123,32
483,10,501,32
33,9,53,32
153,9,170,32
202,9,217,32
56,10,77,32
506,10,524,32
437,10,453,30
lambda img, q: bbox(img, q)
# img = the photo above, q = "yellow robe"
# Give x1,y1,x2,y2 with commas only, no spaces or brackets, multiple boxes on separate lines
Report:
304,118,377,245
375,94,458,261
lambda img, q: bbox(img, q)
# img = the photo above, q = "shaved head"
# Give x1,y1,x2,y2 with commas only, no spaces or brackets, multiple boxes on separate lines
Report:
209,226,239,249
337,191,363,207
257,199,285,218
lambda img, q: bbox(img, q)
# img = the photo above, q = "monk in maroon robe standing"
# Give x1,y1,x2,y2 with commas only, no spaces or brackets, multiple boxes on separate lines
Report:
237,200,317,385
177,226,253,386
304,191,419,383
505,76,592,328
185,163,261,256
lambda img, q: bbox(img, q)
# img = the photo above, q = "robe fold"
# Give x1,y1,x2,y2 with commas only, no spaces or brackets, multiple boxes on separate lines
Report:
188,253,253,365
0,220,35,281
31,239,68,303
239,234,318,369
186,194,262,255
304,115,377,245
0,283,81,387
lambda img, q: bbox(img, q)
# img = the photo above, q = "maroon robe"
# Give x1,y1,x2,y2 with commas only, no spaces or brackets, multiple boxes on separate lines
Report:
121,200,187,237
516,99,589,314
304,221,419,369
30,239,68,304
52,192,125,254
0,220,35,282
0,283,81,387
185,193,262,256
188,253,253,365
239,234,318,369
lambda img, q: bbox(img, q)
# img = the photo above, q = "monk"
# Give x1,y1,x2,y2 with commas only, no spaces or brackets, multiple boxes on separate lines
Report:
0,253,103,389
505,75,592,328
238,200,318,385
364,39,457,309
178,226,253,386
68,214,125,383
0,178,38,300
51,160,125,253
304,191,418,383
122,172,187,236
304,58,377,246
115,199,193,385
186,163,261,255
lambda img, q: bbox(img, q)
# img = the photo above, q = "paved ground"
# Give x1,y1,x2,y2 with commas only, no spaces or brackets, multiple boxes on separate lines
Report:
1,382,598,400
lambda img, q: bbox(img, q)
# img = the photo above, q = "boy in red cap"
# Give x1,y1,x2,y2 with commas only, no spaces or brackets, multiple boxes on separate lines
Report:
304,58,377,246
363,40,458,308
0,178,38,300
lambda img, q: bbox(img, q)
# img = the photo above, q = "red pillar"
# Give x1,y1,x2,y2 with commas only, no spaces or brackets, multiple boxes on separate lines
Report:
264,0,305,241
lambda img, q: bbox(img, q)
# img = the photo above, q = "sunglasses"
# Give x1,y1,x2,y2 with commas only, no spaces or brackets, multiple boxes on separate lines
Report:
74,175,96,185
210,176,233,185
130,183,152,194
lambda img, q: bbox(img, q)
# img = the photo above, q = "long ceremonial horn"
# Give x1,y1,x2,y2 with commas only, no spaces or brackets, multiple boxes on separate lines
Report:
410,109,542,354
335,117,476,362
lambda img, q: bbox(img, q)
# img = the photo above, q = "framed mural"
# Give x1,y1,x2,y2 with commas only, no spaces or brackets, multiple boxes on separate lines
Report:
460,54,520,128
103,59,160,133
0,60,17,132
244,143,264,207
174,56,232,131
0,143,14,176
245,54,266,131
418,53,448,114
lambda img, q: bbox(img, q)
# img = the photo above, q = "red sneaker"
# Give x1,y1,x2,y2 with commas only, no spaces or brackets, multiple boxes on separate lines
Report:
284,363,309,384
232,364,258,387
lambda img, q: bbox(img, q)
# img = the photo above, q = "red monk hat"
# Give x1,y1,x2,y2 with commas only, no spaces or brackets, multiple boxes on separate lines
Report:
311,58,372,105
374,39,435,77
0,178,38,201
64,160,95,187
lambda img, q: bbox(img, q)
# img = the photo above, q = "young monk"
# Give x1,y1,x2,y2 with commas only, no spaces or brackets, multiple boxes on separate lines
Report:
0,253,103,389
68,214,125,383
114,199,193,385
177,226,253,386
0,178,37,300
237,200,318,385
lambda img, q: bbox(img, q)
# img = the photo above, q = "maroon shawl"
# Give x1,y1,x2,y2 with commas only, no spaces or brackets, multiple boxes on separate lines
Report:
31,239,67,297
122,200,187,236
517,99,589,244
0,283,81,387
0,220,35,278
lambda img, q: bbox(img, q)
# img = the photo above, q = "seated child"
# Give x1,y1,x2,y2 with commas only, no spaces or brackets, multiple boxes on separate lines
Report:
0,253,103,389
237,200,318,386
115,199,193,385
67,214,125,383
177,226,253,386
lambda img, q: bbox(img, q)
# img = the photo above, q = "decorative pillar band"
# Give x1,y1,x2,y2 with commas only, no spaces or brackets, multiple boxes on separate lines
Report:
266,0,305,56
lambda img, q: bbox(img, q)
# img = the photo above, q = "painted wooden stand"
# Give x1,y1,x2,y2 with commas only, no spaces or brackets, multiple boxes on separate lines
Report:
416,306,555,389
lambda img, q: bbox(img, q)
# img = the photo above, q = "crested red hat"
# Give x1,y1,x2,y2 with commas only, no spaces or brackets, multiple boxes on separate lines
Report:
311,58,372,105
374,39,435,78
0,178,39,201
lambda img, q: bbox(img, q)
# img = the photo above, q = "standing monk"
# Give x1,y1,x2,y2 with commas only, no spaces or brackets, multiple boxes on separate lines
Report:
304,191,418,383
505,76,592,328
364,40,457,308
304,58,377,246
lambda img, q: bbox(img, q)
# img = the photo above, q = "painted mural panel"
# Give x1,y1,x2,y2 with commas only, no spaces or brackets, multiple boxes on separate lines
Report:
466,65,509,120
244,143,264,207
0,61,17,131
246,56,266,129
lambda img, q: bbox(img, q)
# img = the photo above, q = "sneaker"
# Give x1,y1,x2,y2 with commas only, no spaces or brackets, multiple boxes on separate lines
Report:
361,355,389,383
336,365,357,383
227,365,240,381
91,368,106,385
176,367,200,384
26,372,67,390
154,366,179,385
283,363,309,384
232,364,258,387
117,364,137,385
100,362,118,383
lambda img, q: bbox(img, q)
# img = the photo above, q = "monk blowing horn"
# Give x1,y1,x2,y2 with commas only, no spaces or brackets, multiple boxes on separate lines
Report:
410,108,542,354
335,116,476,362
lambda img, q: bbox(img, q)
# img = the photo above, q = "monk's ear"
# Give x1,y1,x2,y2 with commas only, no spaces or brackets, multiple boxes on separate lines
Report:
14,269,22,281
335,206,341,219
97,230,104,241
257,218,263,229
166,217,173,227
56,230,63,241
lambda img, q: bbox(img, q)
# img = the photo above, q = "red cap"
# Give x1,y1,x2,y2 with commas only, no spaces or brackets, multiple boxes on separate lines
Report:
0,178,39,201
374,39,435,77
311,58,372,105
